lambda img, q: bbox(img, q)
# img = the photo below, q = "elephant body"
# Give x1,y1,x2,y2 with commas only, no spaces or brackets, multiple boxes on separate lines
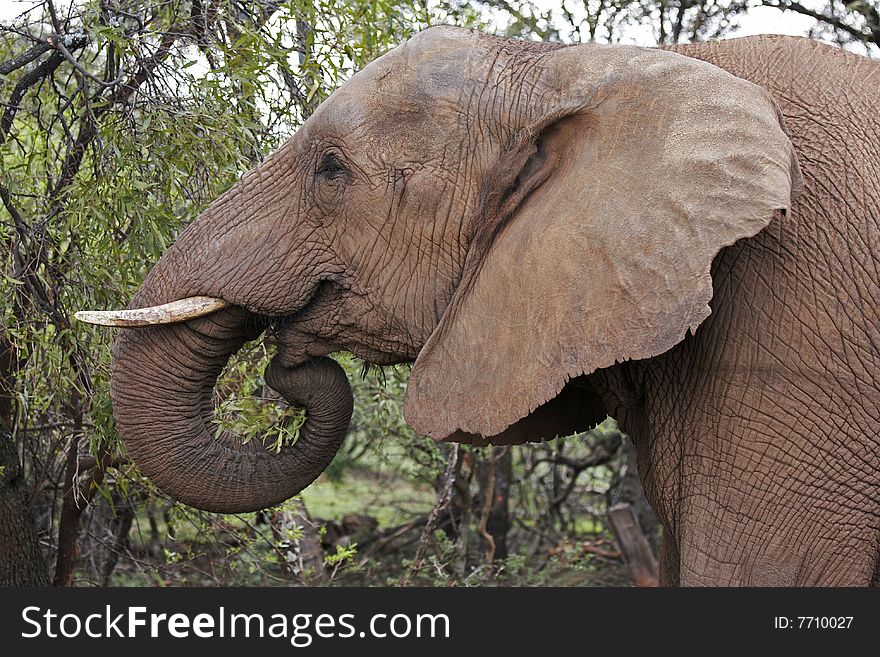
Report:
99,29,879,586
604,37,880,586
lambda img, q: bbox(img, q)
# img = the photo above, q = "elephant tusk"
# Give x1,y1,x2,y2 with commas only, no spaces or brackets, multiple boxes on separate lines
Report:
74,296,229,327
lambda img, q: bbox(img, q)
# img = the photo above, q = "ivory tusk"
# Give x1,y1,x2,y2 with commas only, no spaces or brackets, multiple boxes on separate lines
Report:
74,296,229,327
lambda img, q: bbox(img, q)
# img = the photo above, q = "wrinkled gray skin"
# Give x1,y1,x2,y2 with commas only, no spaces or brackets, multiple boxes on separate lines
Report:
111,28,880,586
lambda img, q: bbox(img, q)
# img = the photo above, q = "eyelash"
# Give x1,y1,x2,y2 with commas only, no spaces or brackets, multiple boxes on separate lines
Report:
316,153,347,178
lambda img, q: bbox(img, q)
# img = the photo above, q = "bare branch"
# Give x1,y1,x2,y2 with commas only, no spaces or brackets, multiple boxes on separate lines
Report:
408,444,460,579
0,36,88,143
763,0,880,47
47,35,125,88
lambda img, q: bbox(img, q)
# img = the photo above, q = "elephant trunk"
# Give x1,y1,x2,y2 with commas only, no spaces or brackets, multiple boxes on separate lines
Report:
110,306,353,513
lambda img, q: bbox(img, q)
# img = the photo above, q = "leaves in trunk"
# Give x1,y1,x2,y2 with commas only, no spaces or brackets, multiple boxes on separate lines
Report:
211,338,308,452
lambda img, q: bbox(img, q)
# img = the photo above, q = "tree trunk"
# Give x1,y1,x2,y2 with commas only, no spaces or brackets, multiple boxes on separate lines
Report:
0,428,49,586
270,497,327,584
478,447,512,562
607,502,659,587
100,496,136,586
609,436,659,551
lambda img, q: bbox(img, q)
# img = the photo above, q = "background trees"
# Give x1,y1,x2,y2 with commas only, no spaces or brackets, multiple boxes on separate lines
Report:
0,0,874,586
490,0,878,49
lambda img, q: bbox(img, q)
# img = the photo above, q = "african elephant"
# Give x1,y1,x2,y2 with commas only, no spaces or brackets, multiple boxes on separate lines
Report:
79,28,880,586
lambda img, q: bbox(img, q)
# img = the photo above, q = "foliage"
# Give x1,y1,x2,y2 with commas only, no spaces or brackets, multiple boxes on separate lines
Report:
212,340,308,452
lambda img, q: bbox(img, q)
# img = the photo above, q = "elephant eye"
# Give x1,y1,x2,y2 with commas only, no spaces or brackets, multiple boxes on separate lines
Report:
316,152,348,180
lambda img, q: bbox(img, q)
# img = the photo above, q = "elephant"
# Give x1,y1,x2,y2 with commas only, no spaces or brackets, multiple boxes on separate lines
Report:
78,27,880,586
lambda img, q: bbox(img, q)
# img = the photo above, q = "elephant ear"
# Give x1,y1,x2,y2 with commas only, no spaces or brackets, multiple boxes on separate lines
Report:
403,42,802,441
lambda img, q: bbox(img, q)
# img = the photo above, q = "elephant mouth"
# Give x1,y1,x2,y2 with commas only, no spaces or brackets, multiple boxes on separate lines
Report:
78,278,407,370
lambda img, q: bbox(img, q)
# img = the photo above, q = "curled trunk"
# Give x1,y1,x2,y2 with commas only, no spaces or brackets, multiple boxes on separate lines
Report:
110,307,353,513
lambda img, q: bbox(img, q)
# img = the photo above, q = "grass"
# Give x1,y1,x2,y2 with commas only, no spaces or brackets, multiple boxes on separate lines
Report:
302,466,436,528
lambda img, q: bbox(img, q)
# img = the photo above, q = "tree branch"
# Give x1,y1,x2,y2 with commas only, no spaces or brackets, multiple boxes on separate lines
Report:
0,42,53,76
0,36,88,143
51,30,184,200
763,0,880,47
47,35,125,88
408,444,460,579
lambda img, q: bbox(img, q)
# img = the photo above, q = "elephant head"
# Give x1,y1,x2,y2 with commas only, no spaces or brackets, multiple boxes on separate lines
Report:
82,27,800,513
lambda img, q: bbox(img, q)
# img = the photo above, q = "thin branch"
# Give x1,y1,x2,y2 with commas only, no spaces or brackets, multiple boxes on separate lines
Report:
51,30,185,200
0,38,88,142
408,444,460,579
763,0,880,47
478,447,508,564
45,0,64,35
77,455,128,471
47,35,125,88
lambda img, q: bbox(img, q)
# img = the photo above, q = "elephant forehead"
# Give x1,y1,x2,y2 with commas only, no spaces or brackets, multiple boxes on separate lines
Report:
358,29,485,97
336,32,485,114
303,31,490,158
310,83,468,159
